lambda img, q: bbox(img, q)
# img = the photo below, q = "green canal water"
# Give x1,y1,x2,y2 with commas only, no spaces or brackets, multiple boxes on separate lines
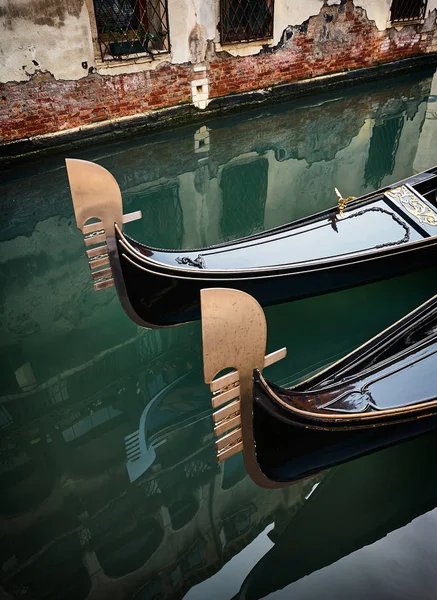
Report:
1,66,437,599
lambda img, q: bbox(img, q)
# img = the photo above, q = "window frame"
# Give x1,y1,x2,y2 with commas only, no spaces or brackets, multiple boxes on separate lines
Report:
86,0,171,64
390,0,428,24
219,0,275,46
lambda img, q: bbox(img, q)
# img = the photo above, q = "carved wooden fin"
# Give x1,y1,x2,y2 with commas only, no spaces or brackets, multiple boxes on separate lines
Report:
65,159,142,291
201,288,286,464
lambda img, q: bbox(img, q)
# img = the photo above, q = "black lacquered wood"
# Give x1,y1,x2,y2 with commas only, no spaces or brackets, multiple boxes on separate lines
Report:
251,293,437,484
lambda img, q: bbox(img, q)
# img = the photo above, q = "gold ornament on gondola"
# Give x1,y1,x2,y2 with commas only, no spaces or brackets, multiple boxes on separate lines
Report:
335,188,356,216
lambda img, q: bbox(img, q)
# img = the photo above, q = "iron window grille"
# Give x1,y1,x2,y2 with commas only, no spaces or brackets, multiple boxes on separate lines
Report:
220,0,274,45
93,0,170,61
390,0,427,22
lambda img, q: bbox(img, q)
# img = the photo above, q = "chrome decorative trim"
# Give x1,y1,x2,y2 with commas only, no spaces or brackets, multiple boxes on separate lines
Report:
88,255,110,270
210,348,287,392
91,267,113,281
175,254,206,269
385,185,437,226
84,232,106,247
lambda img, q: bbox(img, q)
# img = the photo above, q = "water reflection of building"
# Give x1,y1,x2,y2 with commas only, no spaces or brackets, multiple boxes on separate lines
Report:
111,69,436,246
0,348,320,599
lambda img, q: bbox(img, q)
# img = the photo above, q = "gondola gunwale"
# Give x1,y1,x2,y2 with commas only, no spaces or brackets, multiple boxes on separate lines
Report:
118,210,437,281
117,227,437,281
255,369,437,428
253,291,437,425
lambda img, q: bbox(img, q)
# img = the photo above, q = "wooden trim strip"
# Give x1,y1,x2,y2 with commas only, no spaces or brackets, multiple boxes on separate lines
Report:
217,441,243,462
85,233,106,247
212,399,240,423
212,385,240,408
214,414,241,437
86,244,108,258
216,427,242,451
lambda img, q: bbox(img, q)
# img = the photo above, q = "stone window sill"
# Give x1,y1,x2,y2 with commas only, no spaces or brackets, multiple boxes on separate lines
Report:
95,52,171,73
387,18,425,27
216,38,273,57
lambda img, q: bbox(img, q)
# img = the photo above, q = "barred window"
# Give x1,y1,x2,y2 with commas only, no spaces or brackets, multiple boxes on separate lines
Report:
390,0,427,22
93,0,170,61
220,0,274,45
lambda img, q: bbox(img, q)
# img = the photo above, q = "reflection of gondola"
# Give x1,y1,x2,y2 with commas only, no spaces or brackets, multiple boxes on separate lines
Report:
201,288,437,488
237,430,437,600
66,159,437,328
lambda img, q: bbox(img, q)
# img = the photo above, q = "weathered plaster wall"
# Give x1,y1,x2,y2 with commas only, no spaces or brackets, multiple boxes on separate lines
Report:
170,0,216,64
0,0,437,145
0,0,95,83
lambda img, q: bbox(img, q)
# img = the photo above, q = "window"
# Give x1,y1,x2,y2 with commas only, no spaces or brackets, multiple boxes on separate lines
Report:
390,0,427,22
365,117,403,189
93,0,170,61
220,157,268,241
124,182,183,248
220,0,274,45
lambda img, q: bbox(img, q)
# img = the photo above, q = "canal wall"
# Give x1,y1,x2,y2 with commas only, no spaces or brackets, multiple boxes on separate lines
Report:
1,0,437,159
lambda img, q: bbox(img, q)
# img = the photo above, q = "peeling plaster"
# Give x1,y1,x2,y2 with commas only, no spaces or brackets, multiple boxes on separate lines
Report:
0,1,94,82
189,23,207,64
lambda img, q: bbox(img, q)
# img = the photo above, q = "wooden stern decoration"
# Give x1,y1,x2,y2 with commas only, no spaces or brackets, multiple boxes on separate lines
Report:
65,158,142,291
201,288,286,488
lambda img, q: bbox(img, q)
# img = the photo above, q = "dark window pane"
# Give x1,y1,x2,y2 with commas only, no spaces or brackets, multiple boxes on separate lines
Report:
93,0,170,61
220,0,274,44
391,0,427,22
365,117,404,189
220,157,269,241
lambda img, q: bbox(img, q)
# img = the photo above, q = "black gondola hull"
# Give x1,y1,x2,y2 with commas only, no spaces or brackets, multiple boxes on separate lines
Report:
118,235,437,327
253,389,437,484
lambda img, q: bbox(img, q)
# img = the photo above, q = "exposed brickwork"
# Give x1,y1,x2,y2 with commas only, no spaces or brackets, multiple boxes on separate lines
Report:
0,0,435,144
0,63,193,142
208,2,430,99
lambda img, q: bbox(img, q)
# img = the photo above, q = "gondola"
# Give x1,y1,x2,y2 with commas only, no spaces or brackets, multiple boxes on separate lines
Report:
201,288,437,488
66,159,437,329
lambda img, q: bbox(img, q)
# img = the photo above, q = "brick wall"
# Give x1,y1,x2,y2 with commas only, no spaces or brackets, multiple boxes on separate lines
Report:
0,0,436,144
